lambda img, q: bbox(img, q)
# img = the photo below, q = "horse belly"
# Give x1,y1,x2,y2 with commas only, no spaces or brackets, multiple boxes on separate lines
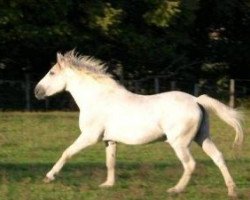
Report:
104,121,164,145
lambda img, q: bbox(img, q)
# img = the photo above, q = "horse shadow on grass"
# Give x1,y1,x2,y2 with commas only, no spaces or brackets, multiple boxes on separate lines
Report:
0,161,249,199
0,161,178,184
0,160,249,189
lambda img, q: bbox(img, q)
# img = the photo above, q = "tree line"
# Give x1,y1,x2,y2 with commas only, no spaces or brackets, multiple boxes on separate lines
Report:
0,0,249,83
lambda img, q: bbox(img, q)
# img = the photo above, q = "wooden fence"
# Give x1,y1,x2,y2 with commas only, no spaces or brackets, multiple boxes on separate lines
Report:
0,76,249,111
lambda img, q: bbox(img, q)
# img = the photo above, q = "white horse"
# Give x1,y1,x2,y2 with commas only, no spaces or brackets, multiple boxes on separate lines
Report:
34,50,243,197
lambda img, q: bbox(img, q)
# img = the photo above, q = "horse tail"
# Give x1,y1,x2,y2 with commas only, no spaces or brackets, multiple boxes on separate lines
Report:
196,94,243,147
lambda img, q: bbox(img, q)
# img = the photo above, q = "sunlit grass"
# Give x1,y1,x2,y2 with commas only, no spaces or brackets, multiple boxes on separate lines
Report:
0,111,249,200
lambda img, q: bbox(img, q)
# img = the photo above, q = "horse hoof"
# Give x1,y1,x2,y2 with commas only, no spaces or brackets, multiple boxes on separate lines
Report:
228,187,238,199
228,192,238,199
167,187,183,194
43,176,54,183
99,182,114,188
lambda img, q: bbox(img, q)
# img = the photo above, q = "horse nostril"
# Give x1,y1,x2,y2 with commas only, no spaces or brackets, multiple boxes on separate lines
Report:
34,87,38,95
34,85,46,100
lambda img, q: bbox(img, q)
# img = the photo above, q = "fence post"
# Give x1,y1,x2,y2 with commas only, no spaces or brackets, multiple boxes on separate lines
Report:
134,81,139,93
229,79,235,108
45,99,50,110
25,73,31,111
170,81,176,90
154,77,160,93
194,83,200,97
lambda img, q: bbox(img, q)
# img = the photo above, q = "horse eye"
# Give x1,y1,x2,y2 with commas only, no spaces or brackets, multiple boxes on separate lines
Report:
49,71,55,76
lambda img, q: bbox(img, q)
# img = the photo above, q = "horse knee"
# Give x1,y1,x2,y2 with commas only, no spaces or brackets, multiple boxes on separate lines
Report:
189,159,196,172
184,158,196,176
212,152,225,167
202,138,226,166
62,148,75,161
176,148,196,174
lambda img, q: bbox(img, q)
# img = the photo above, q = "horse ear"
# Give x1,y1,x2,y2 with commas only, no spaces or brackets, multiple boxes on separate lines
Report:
57,53,64,68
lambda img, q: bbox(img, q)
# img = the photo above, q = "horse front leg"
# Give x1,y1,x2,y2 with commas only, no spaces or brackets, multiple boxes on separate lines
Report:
99,141,116,187
44,131,100,183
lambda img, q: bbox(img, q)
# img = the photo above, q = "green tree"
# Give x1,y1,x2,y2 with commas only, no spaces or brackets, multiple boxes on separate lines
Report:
0,0,249,81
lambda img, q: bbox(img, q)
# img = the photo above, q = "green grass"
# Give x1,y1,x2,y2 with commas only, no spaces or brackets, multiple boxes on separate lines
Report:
0,111,249,200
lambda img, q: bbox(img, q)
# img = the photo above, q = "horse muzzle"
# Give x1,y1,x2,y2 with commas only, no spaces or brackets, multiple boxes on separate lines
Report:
34,85,46,100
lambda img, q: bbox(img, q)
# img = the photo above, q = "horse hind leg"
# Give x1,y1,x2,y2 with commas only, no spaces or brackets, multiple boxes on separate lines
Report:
166,122,199,194
167,143,196,194
195,108,237,197
198,138,237,197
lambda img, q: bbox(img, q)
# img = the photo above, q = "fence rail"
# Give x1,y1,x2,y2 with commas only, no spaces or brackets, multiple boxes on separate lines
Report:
0,75,249,111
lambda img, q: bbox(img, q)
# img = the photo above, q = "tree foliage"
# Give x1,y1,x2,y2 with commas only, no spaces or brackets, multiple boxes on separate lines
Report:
0,0,249,80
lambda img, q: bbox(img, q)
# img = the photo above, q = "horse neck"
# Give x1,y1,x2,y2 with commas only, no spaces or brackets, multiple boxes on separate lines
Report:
66,73,124,110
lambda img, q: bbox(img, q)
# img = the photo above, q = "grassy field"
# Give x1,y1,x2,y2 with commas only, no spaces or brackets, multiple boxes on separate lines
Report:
0,111,249,200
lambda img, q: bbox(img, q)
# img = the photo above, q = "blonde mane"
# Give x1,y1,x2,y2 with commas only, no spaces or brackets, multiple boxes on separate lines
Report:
61,50,121,87
62,50,108,75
